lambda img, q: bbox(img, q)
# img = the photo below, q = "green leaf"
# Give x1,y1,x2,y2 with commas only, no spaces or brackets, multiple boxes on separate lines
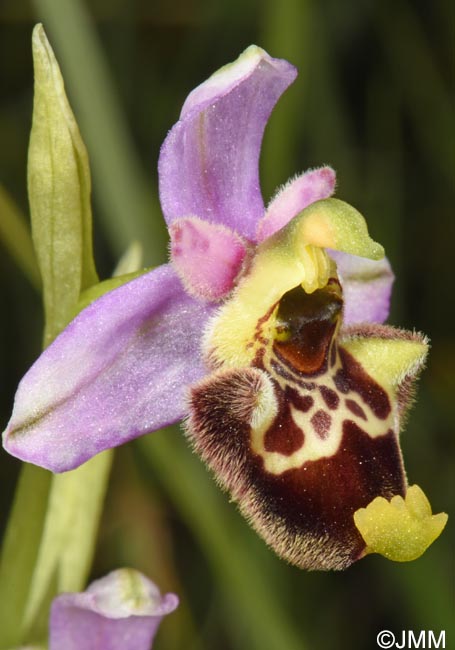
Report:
28,24,98,346
31,0,166,263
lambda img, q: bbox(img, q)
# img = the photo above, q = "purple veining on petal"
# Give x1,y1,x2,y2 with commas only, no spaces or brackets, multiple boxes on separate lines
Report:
158,46,297,239
3,264,215,472
256,166,336,241
49,569,178,650
170,216,248,301
329,249,394,324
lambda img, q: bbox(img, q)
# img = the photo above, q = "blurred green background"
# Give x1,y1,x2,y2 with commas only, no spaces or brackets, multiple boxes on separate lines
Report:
0,0,453,648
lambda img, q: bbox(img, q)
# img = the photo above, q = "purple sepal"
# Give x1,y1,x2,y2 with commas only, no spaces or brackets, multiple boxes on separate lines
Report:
158,46,297,240
3,265,215,472
49,569,178,650
329,249,394,324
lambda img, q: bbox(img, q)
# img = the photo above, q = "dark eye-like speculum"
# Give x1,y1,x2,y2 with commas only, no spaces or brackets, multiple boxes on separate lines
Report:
273,281,343,375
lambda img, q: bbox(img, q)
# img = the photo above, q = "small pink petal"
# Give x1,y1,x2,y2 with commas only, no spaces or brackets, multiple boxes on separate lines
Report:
170,217,248,301
256,166,336,241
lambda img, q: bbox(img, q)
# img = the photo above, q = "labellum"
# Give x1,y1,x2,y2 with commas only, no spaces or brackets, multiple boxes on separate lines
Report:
185,202,439,570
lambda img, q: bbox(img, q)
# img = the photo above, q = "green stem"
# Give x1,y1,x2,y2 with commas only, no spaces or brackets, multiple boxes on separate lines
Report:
0,465,51,649
0,12,119,648
0,453,113,649
22,451,114,641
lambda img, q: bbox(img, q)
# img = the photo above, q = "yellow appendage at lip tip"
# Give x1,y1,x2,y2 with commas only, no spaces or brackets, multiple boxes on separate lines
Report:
354,485,448,562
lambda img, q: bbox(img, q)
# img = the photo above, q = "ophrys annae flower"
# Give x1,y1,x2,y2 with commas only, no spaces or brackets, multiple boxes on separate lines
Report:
3,45,447,571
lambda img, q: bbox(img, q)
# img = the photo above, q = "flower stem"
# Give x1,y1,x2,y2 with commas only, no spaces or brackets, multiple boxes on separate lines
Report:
23,451,114,639
0,464,51,648
0,451,113,649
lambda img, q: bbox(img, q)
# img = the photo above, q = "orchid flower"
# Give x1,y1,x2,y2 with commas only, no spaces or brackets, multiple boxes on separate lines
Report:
3,45,446,570
49,569,178,650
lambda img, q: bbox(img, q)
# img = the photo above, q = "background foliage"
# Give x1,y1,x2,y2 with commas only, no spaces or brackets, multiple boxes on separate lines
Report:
0,1,453,648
